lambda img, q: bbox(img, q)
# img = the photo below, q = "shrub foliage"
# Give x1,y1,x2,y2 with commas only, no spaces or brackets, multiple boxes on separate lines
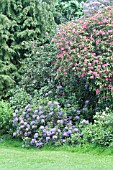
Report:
53,6,113,119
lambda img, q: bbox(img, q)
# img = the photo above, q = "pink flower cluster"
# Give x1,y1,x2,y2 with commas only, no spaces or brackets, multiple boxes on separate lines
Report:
54,7,113,99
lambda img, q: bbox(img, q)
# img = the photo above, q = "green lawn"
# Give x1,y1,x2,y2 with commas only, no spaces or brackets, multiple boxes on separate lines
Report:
0,140,113,170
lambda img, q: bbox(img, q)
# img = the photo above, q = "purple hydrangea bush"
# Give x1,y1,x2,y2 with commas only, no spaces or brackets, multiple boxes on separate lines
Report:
12,98,89,148
82,0,113,18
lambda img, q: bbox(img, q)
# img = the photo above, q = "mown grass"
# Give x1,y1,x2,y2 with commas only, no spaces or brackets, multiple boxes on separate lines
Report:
0,139,113,170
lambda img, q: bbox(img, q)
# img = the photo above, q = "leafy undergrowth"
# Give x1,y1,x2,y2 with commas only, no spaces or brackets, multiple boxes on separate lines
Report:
0,138,113,155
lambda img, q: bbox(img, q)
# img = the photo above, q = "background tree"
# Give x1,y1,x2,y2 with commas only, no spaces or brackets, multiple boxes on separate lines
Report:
0,0,56,99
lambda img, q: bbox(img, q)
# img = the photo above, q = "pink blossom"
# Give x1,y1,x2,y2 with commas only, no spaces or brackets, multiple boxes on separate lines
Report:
90,76,94,79
93,60,99,63
88,63,92,67
62,82,65,85
81,73,86,77
96,89,100,95
96,40,99,44
108,30,112,33
63,72,67,75
61,37,66,41
110,42,113,45
61,47,64,51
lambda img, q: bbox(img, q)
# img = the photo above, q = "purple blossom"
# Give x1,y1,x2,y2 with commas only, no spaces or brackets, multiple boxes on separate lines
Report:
40,126,44,130
34,110,38,114
32,125,36,129
24,122,27,126
77,110,80,114
85,100,89,104
36,116,40,120
34,133,38,138
27,108,31,112
13,113,17,118
85,84,88,89
57,105,60,109
49,112,53,115
46,131,51,137
27,124,30,128
52,135,58,140
41,119,45,123
26,114,29,118
58,111,63,116
39,106,43,110
46,137,50,142
31,139,36,144
69,116,72,120
15,109,19,113
24,132,28,136
45,93,48,96
13,119,17,125
63,132,69,137
50,107,53,111
74,128,79,132
27,131,31,135
19,117,23,121
82,107,87,111
62,139,66,143
23,112,26,115
67,104,71,107
48,101,52,106
57,120,64,124
41,115,45,119
75,116,80,120
25,137,28,140
32,115,36,118
57,86,63,89
31,121,35,125
78,134,83,137
16,130,20,133
26,128,29,131
20,120,24,124
54,101,59,105
67,130,72,135
51,128,56,134
58,129,61,133
13,132,16,136
81,119,89,125
39,111,43,115
36,142,43,147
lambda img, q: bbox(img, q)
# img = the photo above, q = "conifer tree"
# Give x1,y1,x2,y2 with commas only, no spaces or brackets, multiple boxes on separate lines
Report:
0,0,56,99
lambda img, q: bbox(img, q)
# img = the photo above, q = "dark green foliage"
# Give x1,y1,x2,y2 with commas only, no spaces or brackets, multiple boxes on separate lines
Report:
0,0,56,99
9,87,33,109
19,40,58,96
55,0,84,23
0,100,13,136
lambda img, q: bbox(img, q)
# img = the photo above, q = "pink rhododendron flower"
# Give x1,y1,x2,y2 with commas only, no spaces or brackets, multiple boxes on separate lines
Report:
96,89,100,95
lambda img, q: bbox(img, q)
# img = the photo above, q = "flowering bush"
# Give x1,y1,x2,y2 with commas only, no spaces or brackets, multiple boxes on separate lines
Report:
52,6,113,119
81,108,113,146
82,0,113,17
12,98,89,148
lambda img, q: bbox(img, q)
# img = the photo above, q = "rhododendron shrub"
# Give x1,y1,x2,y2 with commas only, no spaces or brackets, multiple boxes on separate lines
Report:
53,6,113,119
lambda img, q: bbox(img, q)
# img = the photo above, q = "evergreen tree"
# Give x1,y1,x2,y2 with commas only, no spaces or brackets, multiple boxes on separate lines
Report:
0,0,56,99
